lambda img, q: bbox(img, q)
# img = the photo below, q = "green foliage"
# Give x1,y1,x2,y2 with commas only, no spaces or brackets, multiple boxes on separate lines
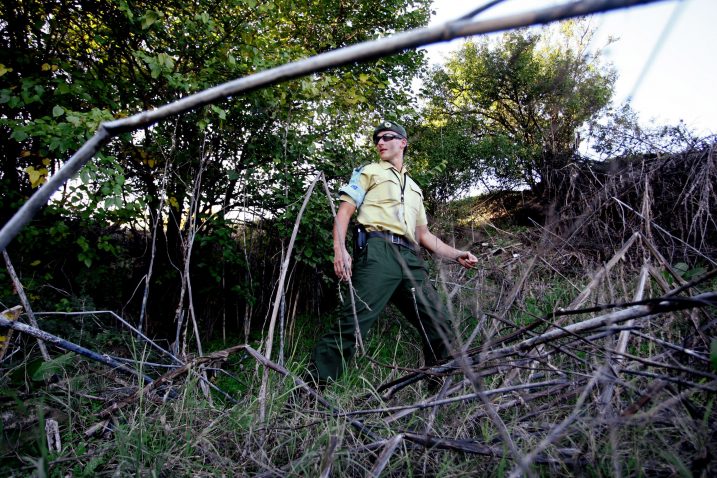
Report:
416,21,615,196
31,353,76,381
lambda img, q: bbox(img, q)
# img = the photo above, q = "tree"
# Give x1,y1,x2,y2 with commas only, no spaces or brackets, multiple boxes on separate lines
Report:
417,21,615,197
0,0,432,335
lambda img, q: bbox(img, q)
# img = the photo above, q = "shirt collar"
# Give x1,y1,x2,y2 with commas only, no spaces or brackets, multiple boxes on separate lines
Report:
378,160,407,175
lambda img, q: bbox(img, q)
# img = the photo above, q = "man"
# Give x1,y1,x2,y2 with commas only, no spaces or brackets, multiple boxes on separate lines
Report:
309,120,478,385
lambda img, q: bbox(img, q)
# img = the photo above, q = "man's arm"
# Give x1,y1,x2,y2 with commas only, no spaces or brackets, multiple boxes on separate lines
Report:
416,225,478,269
333,201,357,281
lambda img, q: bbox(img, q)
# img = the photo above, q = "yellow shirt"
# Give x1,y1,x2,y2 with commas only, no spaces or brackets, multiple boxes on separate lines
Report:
340,161,427,244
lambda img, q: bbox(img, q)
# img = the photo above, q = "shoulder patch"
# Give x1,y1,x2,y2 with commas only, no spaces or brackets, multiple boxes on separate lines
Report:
338,165,367,208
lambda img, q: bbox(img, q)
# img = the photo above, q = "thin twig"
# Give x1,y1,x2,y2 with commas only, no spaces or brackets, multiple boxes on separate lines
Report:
259,172,322,424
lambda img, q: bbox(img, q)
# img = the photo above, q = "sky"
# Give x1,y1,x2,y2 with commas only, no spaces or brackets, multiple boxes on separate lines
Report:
423,0,716,136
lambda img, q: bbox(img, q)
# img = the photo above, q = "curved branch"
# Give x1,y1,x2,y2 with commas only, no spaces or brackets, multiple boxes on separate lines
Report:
0,0,666,252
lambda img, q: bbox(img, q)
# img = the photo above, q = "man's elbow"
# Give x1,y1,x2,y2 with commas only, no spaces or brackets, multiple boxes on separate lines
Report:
416,230,435,250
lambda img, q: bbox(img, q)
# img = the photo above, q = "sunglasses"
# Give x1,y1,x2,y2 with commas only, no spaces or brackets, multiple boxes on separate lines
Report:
373,133,404,145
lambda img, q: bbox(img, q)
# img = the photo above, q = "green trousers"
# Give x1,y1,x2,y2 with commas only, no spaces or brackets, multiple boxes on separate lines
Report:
311,237,452,382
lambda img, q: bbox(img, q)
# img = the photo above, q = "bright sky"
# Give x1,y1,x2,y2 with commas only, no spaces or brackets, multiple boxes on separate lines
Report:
424,0,716,136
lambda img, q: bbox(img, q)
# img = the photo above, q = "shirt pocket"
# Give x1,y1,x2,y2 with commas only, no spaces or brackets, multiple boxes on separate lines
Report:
368,175,400,206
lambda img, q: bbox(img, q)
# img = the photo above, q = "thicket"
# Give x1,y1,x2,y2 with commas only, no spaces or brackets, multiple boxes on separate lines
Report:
1,1,716,476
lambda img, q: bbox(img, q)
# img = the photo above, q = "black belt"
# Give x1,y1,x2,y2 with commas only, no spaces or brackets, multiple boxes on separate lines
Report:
367,231,418,252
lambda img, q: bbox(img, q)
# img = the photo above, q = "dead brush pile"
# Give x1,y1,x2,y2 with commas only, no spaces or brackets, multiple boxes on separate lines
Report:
1,142,717,476
554,138,717,264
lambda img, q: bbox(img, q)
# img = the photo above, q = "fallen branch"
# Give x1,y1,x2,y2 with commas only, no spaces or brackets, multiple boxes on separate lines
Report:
347,379,567,421
377,288,716,398
480,291,717,364
401,432,579,465
0,314,153,384
98,344,247,418
598,263,650,415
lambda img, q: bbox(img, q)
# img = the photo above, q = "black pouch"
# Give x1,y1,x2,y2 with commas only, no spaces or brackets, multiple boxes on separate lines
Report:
353,223,367,258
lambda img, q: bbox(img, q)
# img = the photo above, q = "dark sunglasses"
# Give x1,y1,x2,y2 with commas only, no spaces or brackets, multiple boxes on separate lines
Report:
373,133,404,145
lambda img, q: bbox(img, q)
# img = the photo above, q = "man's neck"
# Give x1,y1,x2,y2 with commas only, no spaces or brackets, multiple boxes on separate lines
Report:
384,156,403,171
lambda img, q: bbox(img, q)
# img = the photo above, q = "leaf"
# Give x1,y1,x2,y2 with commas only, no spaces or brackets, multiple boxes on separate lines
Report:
11,129,28,141
80,168,90,185
157,53,174,70
52,105,64,117
211,105,227,120
25,166,48,188
684,266,707,280
32,353,76,381
673,262,689,276
141,10,161,30
711,339,717,372
0,64,13,76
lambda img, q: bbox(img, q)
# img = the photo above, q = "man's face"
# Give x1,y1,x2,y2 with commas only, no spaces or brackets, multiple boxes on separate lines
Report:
374,131,406,161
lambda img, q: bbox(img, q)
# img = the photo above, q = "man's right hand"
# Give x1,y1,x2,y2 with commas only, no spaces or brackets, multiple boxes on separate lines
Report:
334,248,352,281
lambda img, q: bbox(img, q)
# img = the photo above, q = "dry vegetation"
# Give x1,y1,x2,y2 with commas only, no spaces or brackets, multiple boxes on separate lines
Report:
2,143,716,477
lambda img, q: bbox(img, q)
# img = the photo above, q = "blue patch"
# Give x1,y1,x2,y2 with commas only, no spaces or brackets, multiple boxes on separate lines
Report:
338,166,366,208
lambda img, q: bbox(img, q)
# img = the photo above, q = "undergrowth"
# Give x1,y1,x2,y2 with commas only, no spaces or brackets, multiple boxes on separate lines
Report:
3,170,717,476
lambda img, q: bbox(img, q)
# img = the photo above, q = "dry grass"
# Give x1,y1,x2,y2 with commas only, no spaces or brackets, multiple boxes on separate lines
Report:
2,144,716,476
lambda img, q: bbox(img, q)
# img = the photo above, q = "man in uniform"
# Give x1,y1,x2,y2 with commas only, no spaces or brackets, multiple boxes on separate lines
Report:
309,120,478,386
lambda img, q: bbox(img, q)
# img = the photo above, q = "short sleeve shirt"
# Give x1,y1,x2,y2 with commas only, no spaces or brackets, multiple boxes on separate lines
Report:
340,161,427,245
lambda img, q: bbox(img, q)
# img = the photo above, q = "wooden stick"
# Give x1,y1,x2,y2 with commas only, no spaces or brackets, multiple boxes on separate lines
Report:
346,379,568,421
401,432,578,465
318,435,340,478
369,434,404,477
598,263,650,415
3,251,51,361
319,172,364,356
567,232,639,313
480,291,717,364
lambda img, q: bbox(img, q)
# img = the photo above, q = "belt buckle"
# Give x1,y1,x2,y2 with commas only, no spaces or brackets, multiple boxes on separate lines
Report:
391,234,401,245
